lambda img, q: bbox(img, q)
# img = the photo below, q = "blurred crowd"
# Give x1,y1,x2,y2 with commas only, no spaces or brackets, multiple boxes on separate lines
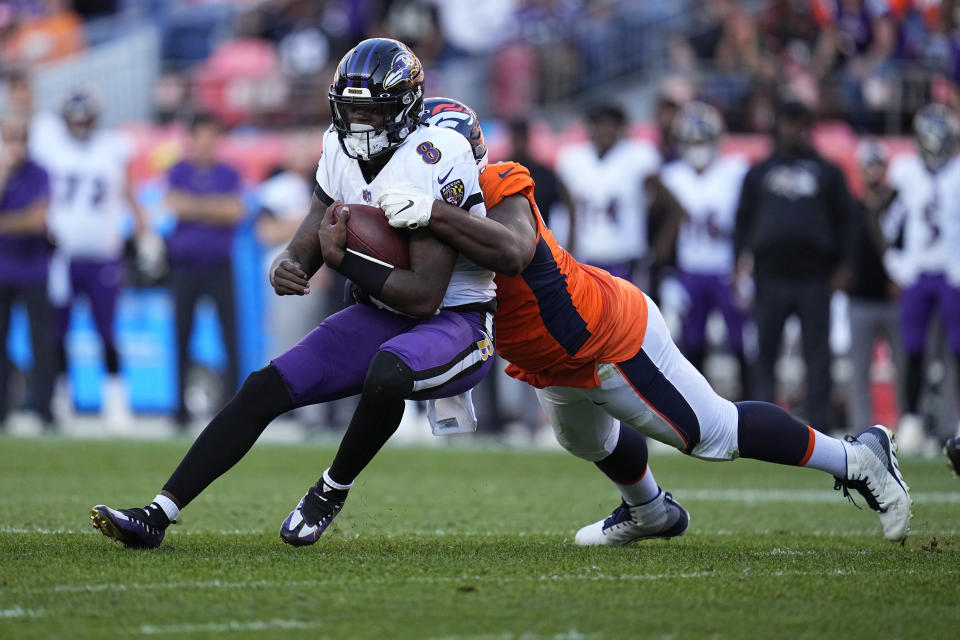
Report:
7,1,960,133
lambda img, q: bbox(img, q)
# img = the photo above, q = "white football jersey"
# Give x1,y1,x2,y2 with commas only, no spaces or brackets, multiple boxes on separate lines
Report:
884,152,960,285
555,139,660,264
35,127,134,259
316,124,495,309
661,155,749,275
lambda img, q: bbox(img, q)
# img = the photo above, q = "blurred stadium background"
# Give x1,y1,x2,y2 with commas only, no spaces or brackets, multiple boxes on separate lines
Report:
0,0,958,449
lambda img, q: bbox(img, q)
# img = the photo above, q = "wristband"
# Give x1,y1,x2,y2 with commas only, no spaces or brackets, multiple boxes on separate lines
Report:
337,249,394,297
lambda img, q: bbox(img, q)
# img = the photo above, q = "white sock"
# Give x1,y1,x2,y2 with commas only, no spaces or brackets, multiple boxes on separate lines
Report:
152,494,180,521
800,429,848,477
323,468,353,491
618,465,661,506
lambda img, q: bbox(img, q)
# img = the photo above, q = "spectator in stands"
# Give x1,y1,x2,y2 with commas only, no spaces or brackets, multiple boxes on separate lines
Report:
3,0,86,67
0,111,55,430
846,138,903,432
165,113,244,429
812,0,897,131
734,100,855,432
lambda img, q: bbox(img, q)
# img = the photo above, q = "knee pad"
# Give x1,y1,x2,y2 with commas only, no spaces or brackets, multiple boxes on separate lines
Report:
363,351,415,400
549,417,619,462
237,364,294,417
689,397,741,461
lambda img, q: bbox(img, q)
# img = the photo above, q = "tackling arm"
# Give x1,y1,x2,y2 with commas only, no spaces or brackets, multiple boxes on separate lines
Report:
427,195,537,277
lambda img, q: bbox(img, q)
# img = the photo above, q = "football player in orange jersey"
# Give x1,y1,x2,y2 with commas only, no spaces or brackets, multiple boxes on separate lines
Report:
378,98,912,544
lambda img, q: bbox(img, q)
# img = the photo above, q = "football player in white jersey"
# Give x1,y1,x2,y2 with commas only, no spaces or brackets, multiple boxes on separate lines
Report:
555,103,671,284
883,103,960,457
90,38,498,550
661,101,751,398
34,86,149,427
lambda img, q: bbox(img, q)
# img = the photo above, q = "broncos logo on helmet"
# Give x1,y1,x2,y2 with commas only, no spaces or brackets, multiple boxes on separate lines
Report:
913,103,959,172
673,101,724,171
420,97,488,168
329,38,425,161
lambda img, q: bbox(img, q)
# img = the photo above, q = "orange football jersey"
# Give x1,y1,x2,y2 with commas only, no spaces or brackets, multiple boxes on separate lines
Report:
480,161,649,388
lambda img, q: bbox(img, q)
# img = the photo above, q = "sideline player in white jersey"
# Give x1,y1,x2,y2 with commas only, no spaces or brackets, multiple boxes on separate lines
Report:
883,103,960,457
660,101,751,398
555,103,665,284
33,86,149,426
90,38,497,550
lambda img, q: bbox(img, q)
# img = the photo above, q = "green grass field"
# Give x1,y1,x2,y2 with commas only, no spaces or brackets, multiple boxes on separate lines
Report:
1,434,958,639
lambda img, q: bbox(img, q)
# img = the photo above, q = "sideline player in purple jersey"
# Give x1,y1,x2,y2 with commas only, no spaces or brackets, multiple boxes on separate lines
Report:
883,104,960,458
90,38,497,549
660,101,752,398
0,111,56,429
36,87,150,426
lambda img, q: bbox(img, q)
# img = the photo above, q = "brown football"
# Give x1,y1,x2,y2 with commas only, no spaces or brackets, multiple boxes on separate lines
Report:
332,203,410,270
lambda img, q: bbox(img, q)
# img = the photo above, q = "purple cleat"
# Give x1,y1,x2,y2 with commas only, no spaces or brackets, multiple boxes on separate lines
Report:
279,479,348,547
90,503,170,549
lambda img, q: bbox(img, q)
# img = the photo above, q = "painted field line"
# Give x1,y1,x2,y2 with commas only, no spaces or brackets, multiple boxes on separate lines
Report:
0,606,45,618
427,632,599,640
139,619,318,635
16,567,958,597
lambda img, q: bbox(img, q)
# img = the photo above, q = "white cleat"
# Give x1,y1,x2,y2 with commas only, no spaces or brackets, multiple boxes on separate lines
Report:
574,491,689,546
836,425,912,542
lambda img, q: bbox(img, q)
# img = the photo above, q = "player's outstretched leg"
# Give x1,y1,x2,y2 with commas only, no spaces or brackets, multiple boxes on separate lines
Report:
737,402,912,541
91,365,295,548
572,423,689,546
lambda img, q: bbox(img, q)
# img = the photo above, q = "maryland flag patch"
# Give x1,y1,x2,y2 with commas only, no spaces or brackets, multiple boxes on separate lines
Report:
440,179,465,206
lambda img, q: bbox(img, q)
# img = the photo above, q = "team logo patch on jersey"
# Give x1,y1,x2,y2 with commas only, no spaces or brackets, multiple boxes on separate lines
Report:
362,188,372,203
441,179,465,206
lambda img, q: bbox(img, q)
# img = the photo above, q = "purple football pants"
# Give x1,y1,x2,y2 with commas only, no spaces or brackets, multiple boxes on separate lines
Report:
271,303,495,407
899,272,960,357
55,258,122,348
678,271,746,354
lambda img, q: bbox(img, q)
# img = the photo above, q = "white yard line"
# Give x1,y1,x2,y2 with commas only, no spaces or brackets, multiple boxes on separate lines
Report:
0,606,45,618
16,567,957,598
139,619,318,634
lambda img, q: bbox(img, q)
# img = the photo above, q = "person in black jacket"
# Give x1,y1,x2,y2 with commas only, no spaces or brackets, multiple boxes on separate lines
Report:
734,100,855,432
